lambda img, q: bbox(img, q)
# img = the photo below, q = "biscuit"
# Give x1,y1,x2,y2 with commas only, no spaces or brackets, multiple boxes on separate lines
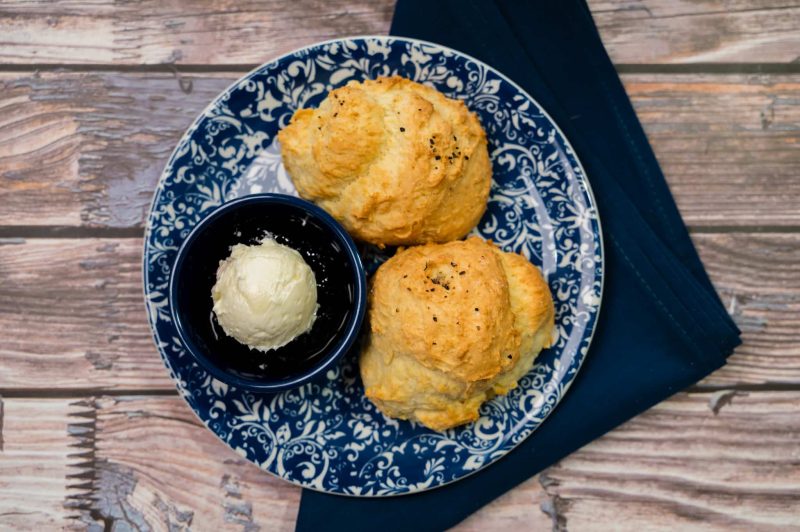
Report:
359,237,555,431
277,76,492,246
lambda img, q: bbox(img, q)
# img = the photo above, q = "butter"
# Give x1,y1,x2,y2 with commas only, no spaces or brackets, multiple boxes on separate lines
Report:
211,238,318,351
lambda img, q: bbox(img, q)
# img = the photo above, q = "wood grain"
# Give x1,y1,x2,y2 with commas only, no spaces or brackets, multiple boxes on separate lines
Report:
458,391,800,530
0,71,798,229
0,71,235,228
0,233,797,391
4,392,794,530
627,74,800,228
1,1,799,65
0,238,168,390
697,233,800,387
79,396,301,531
0,0,395,66
0,398,90,529
590,0,800,64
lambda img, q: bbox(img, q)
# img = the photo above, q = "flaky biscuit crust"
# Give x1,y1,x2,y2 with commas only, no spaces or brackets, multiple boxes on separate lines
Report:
277,76,491,246
359,237,555,431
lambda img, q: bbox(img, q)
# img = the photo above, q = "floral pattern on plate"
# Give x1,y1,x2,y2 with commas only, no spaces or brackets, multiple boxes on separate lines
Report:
143,37,603,496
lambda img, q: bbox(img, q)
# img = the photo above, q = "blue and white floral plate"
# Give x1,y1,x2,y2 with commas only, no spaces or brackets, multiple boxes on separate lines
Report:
144,36,603,496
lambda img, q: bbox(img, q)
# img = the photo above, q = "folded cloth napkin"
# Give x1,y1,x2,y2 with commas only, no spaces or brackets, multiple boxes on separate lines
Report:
296,1,741,529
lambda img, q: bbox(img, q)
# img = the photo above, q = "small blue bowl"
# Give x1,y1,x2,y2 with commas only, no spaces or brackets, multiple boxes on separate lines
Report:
169,194,367,393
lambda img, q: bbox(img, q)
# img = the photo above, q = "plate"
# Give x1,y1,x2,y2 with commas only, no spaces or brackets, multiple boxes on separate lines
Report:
143,36,603,496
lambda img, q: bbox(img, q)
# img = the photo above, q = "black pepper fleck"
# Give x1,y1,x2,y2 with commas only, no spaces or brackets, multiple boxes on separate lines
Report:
400,127,405,132
435,155,441,160
465,155,470,160
459,271,466,275
507,354,513,359
433,316,438,322
475,307,479,312
476,325,481,330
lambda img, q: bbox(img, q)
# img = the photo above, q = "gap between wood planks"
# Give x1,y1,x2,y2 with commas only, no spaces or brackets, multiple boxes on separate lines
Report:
0,63,799,74
2,382,799,399
3,225,800,240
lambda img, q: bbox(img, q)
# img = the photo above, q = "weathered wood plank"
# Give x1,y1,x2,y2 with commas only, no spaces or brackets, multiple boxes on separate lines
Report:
0,233,797,391
453,476,553,530
696,233,800,387
0,238,169,390
0,1,798,65
1,393,795,530
0,0,395,65
47,392,798,529
590,0,800,64
0,72,798,229
0,71,235,228
81,396,300,531
627,75,800,228
459,391,800,530
0,398,90,529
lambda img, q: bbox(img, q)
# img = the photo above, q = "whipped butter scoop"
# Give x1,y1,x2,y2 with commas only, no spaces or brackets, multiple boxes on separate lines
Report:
211,238,318,351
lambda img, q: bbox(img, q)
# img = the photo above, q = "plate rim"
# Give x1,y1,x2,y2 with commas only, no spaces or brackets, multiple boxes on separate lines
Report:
142,34,605,497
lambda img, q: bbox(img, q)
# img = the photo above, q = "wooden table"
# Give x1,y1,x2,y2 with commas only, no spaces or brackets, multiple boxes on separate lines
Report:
1,1,798,529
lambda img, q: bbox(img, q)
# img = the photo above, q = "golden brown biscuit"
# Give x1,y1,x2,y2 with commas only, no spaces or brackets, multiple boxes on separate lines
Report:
359,237,555,431
277,76,491,246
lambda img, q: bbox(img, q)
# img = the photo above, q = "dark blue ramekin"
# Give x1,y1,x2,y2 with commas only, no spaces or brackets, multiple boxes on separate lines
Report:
169,194,367,393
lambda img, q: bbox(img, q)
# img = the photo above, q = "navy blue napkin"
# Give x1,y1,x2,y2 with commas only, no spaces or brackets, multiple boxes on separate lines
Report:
296,1,741,529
